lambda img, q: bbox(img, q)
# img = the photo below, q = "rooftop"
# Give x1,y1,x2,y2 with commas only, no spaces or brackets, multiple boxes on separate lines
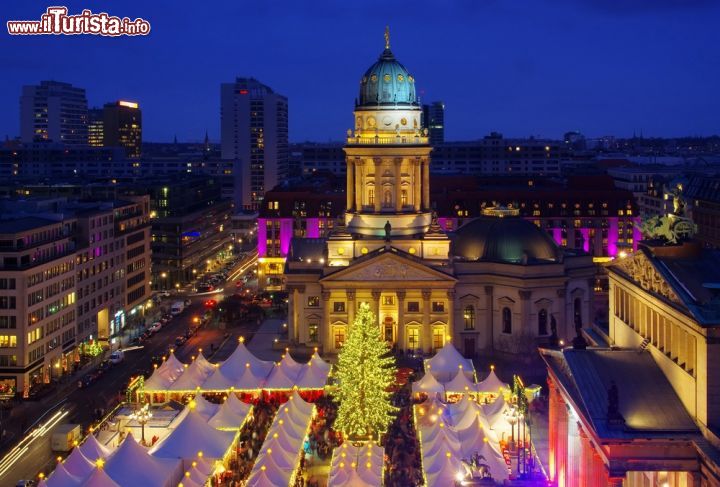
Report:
0,216,61,234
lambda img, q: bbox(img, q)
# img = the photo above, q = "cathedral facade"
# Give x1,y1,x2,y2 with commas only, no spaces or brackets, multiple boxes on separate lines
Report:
284,32,596,357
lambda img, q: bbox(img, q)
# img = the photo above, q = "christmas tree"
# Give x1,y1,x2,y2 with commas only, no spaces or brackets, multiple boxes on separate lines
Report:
335,302,398,440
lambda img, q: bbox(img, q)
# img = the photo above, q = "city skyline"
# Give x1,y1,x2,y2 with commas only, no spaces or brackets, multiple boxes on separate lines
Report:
1,0,719,143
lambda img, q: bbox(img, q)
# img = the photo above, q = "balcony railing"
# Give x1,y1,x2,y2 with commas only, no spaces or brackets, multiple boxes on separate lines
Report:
346,135,429,146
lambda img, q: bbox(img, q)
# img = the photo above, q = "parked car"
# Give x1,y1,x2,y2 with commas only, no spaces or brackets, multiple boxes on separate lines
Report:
158,291,171,298
184,299,192,306
149,322,162,333
175,336,187,347
109,350,124,364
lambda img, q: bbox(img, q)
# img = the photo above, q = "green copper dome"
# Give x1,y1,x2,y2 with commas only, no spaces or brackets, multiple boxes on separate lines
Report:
358,41,418,108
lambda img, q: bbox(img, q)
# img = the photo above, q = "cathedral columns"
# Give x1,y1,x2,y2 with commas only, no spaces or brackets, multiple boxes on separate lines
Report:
413,160,422,212
397,291,406,351
322,291,331,350
371,289,381,328
373,158,382,212
422,288,432,353
394,158,403,212
422,158,430,210
355,160,363,210
346,160,355,212
286,285,304,343
347,290,355,330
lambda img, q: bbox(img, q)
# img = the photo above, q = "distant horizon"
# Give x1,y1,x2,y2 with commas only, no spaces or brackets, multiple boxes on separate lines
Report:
2,1,719,142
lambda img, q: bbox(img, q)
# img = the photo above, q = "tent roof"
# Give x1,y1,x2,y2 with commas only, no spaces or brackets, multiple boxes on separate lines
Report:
150,410,235,460
297,362,330,389
191,394,220,420
309,351,332,373
46,463,81,487
477,368,509,393
279,352,305,380
412,372,445,395
219,341,275,379
80,468,121,487
168,353,216,391
62,447,94,480
482,395,510,428
444,369,478,394
208,395,251,430
78,434,113,462
424,342,475,383
424,454,463,487
245,465,289,487
265,363,298,390
144,352,186,391
456,418,508,480
105,434,181,487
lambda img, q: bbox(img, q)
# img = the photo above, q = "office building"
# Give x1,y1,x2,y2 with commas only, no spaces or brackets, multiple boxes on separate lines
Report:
20,81,88,147
422,101,445,145
221,78,289,209
87,108,104,147
102,100,142,158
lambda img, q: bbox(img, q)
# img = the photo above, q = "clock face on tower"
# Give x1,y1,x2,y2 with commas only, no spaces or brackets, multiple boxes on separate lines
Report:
382,116,393,127
367,116,376,128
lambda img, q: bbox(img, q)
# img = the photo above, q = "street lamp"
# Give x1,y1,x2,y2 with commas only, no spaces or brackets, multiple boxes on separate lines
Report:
504,406,518,450
130,403,152,445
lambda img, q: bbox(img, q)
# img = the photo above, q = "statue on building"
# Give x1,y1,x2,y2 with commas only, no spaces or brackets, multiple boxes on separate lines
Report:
384,220,392,241
607,380,625,426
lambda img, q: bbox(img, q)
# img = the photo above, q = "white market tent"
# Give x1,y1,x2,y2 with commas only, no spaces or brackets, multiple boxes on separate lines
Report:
191,393,220,420
444,369,479,395
482,394,513,440
456,417,508,480
168,353,216,392
150,409,237,464
246,391,315,487
208,393,253,430
62,447,95,480
143,341,331,394
144,352,186,391
424,343,475,383
80,467,121,487
477,367,510,395
78,434,113,462
45,463,82,487
104,434,182,487
411,372,445,397
328,442,384,487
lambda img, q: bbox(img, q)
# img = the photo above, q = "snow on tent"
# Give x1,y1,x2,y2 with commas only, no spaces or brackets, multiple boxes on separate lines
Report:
477,367,509,395
456,417,508,481
104,433,182,487
150,409,237,466
444,369,478,395
45,462,82,487
80,467,121,487
424,342,474,383
246,391,315,487
208,394,252,430
78,434,113,462
411,372,445,397
62,447,94,479
168,353,216,392
144,352,186,391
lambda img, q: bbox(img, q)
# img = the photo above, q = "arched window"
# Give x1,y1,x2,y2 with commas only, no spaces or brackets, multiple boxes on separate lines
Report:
574,297,582,328
463,305,475,330
383,189,392,207
401,189,408,206
368,189,374,206
538,309,548,335
502,307,512,334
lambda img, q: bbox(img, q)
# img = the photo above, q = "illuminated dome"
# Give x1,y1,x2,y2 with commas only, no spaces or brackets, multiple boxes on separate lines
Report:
357,30,418,108
451,217,561,264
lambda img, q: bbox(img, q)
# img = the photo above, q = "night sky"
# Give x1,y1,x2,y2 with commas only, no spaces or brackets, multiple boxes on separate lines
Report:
1,0,719,142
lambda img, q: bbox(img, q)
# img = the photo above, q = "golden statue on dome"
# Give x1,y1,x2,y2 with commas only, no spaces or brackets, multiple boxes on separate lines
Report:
384,25,390,49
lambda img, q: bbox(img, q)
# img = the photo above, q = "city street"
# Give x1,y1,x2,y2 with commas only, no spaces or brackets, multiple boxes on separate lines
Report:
0,253,262,486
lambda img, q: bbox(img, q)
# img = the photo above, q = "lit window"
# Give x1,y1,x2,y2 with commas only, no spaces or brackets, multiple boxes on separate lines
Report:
463,306,475,330
333,302,345,313
502,307,512,334
308,324,319,343
432,301,445,313
307,296,320,307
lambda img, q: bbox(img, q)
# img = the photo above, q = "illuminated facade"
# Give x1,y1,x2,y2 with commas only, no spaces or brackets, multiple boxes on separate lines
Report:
102,100,142,158
19,80,88,146
542,241,720,485
284,31,595,357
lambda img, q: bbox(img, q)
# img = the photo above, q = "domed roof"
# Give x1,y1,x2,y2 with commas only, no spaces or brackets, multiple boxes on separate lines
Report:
357,30,418,108
451,217,561,264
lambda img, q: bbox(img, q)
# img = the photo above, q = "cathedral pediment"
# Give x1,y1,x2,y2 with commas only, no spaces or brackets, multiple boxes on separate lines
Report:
611,250,682,306
321,250,456,283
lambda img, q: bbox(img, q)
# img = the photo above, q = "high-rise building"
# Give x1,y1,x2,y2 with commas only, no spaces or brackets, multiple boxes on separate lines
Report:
87,108,104,147
422,101,445,145
103,101,142,158
20,81,88,146
220,78,288,210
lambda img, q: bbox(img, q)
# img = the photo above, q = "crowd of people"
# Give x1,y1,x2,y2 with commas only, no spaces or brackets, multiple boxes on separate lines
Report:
383,386,424,486
235,396,281,482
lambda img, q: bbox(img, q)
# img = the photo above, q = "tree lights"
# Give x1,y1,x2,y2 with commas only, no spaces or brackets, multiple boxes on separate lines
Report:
334,302,397,441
